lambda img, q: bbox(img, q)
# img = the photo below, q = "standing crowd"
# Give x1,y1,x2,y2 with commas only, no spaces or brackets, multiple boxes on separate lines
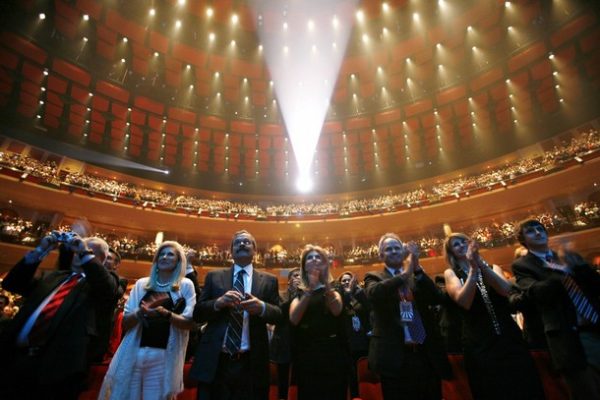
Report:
0,219,598,400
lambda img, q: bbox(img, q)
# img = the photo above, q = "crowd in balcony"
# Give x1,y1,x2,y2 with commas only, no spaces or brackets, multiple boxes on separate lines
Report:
0,129,598,219
2,201,598,269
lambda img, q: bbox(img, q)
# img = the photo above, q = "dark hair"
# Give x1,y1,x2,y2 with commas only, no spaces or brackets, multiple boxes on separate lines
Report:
109,247,121,263
287,267,300,280
299,245,331,290
516,219,547,247
230,230,257,252
337,271,354,283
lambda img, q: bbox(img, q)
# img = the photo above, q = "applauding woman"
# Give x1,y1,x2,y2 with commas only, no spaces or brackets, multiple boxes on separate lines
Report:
289,245,348,400
99,241,196,400
443,233,544,400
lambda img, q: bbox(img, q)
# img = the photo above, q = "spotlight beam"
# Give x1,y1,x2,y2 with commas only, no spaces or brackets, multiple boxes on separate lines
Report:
249,0,359,192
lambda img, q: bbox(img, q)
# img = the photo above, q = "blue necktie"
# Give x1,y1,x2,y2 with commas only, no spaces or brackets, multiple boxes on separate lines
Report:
224,270,245,354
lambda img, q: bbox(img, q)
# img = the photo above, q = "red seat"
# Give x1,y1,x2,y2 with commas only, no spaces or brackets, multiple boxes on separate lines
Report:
78,363,109,400
269,362,279,400
356,357,381,400
442,354,473,400
530,350,569,400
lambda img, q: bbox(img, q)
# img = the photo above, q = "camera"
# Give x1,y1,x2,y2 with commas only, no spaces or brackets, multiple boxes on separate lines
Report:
51,231,77,244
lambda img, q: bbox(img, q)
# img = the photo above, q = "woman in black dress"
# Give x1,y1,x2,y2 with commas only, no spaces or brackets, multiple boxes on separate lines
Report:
289,245,348,400
443,233,545,400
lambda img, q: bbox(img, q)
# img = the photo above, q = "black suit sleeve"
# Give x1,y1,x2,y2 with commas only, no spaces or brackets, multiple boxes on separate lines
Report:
194,271,225,323
414,273,444,306
81,256,120,303
364,272,405,305
258,275,281,324
512,259,564,301
2,258,42,297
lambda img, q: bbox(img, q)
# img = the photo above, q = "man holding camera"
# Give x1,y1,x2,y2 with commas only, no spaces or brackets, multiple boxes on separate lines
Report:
190,230,281,400
0,232,119,399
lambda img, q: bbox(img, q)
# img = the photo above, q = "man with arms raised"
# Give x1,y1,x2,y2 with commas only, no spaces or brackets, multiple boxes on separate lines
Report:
365,233,450,400
0,231,119,399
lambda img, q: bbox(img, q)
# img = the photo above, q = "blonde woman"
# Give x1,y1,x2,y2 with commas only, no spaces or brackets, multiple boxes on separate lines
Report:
99,241,196,400
289,245,348,400
443,233,544,400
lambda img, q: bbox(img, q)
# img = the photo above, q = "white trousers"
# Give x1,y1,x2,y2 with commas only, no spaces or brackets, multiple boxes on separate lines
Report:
129,347,166,400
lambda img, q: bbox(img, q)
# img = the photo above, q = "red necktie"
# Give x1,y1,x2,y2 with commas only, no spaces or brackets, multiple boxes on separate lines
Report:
28,273,82,345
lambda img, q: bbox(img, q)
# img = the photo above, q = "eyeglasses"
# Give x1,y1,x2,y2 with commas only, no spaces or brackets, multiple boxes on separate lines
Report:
233,238,253,246
305,254,322,261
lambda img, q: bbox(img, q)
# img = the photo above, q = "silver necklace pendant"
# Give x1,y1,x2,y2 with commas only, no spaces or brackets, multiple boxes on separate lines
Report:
156,280,170,287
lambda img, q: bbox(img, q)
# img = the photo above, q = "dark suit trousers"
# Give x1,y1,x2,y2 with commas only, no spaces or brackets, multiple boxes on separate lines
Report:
380,345,441,400
197,352,268,400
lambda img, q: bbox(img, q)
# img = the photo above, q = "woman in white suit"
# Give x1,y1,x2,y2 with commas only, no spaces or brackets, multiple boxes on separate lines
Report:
99,241,196,400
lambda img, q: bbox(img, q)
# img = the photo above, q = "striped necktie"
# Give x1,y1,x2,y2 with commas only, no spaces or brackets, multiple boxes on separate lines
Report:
28,273,82,345
546,254,599,324
224,269,245,354
396,270,427,344
562,275,599,324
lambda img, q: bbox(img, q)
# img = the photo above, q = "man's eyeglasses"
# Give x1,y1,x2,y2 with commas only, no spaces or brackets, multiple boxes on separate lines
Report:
305,254,323,261
233,238,253,247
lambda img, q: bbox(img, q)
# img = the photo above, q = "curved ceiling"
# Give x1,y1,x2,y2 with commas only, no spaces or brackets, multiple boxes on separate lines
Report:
0,0,599,196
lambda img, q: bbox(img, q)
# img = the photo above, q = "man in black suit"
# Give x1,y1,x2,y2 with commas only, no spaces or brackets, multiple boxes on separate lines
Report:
0,232,119,399
512,218,600,399
190,230,281,400
365,233,451,400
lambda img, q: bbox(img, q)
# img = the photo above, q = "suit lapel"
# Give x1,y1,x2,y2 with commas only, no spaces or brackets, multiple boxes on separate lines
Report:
9,272,69,337
251,270,262,295
224,267,234,291
45,276,85,338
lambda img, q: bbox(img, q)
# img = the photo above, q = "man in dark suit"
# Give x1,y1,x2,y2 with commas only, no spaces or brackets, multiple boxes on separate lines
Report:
0,232,119,399
190,230,281,400
365,233,451,400
512,218,600,399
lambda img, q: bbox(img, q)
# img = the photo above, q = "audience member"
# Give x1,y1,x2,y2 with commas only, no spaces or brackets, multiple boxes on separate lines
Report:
513,219,600,399
190,230,281,400
443,233,544,399
365,233,451,400
0,233,119,399
289,245,347,400
99,241,196,400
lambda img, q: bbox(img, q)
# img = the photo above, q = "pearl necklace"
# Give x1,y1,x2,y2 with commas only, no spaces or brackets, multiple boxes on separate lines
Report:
156,279,170,288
